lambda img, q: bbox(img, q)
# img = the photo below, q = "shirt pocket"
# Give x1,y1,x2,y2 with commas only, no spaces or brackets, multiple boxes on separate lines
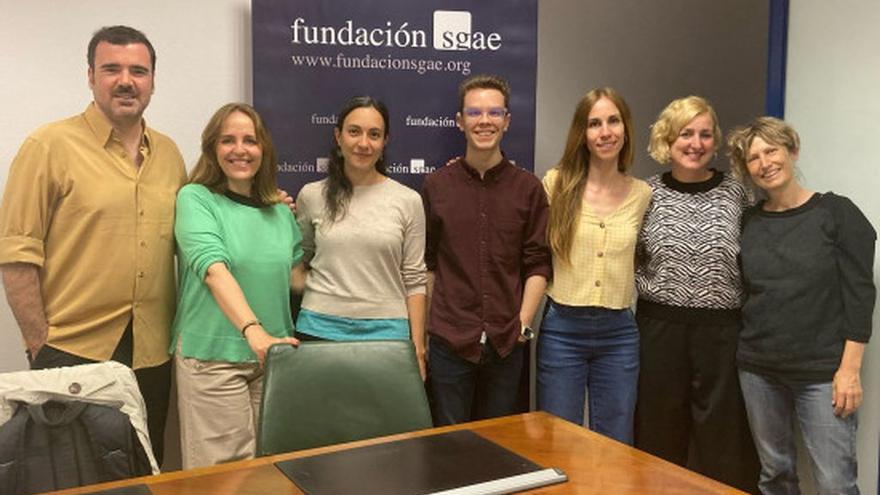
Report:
492,219,522,267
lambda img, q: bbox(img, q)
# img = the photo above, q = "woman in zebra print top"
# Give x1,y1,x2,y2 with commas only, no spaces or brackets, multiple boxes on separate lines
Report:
633,96,759,493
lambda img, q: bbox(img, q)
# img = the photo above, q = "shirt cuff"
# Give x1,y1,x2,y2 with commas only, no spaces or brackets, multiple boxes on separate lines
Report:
0,235,46,267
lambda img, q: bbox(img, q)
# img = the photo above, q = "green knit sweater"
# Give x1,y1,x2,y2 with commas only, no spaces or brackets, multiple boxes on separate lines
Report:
171,184,303,362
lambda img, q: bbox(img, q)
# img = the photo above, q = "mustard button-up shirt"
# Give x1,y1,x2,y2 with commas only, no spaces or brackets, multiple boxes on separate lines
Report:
543,169,652,309
0,103,186,368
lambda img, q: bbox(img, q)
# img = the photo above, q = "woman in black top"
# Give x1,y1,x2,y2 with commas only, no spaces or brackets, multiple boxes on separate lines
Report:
728,116,875,495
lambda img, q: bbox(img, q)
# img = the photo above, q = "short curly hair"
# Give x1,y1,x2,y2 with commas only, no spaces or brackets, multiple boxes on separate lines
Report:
726,116,800,185
647,96,721,164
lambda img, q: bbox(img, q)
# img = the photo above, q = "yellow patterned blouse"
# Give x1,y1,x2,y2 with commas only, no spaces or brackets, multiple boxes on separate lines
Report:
542,168,652,309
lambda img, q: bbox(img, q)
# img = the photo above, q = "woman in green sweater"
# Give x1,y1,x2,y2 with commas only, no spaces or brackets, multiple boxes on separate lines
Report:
171,103,303,469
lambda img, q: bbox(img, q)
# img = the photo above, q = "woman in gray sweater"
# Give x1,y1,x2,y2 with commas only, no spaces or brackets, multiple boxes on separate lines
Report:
293,96,428,378
729,116,875,495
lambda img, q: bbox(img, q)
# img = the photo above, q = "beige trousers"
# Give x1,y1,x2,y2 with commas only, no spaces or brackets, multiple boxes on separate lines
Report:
175,354,263,469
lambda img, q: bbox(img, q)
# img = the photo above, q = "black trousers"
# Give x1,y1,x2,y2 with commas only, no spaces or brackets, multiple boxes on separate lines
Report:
633,313,760,494
29,320,171,468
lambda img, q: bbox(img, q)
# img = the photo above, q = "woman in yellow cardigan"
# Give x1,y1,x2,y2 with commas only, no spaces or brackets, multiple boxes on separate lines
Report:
538,87,651,444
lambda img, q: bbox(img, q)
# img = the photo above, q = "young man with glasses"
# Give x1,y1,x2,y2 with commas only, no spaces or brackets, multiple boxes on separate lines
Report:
421,74,551,425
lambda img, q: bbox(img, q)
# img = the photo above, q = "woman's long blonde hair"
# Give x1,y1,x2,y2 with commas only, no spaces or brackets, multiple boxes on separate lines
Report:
547,87,634,264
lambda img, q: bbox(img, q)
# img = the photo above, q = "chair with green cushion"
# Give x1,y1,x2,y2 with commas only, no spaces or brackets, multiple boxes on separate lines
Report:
256,340,433,456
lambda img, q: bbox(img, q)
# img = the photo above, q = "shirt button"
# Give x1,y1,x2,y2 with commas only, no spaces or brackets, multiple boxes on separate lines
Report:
140,241,147,247
68,382,82,395
137,271,145,278
595,280,601,287
597,252,604,258
599,222,606,229
139,210,145,216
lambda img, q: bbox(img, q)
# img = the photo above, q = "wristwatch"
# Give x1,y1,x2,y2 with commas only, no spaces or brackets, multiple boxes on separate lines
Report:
520,324,535,341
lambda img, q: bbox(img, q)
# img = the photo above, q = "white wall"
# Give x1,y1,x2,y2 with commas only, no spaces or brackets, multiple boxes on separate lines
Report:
787,2,880,493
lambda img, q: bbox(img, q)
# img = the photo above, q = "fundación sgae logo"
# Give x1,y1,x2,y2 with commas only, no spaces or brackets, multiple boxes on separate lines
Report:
286,9,501,175
290,10,502,51
432,11,501,51
282,157,431,176
313,158,431,175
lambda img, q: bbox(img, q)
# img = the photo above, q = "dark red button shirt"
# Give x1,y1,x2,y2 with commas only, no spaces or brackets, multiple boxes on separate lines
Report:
422,157,551,362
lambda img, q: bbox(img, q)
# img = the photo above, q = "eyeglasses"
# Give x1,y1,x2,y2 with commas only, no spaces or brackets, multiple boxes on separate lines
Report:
462,107,508,120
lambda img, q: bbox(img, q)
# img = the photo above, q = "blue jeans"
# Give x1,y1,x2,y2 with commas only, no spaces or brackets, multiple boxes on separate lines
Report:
537,301,639,444
428,336,524,426
739,370,859,495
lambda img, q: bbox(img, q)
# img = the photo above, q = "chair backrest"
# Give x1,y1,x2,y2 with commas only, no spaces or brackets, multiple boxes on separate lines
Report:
257,340,432,456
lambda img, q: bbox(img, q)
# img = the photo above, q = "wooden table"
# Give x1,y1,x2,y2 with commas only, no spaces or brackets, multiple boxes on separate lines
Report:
52,412,745,494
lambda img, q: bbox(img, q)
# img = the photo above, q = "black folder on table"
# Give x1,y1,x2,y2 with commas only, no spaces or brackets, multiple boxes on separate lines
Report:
275,430,565,494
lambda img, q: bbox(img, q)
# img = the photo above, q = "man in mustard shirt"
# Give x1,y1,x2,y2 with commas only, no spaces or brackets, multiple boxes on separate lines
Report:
0,25,186,465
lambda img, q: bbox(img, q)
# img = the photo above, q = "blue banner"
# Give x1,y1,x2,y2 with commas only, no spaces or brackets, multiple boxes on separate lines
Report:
253,0,538,194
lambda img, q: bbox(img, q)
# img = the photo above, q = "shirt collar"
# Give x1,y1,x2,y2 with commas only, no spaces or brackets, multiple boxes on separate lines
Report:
83,102,151,153
460,155,512,181
661,168,723,194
